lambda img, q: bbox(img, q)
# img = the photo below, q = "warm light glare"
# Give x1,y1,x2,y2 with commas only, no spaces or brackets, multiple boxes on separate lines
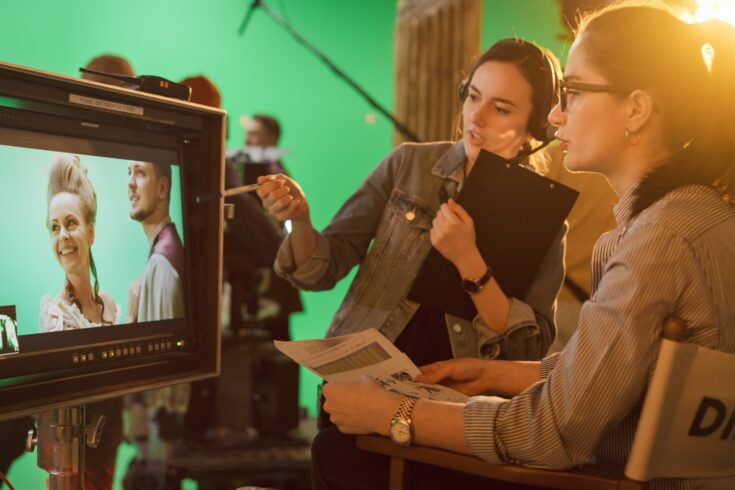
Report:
702,43,715,70
696,0,735,26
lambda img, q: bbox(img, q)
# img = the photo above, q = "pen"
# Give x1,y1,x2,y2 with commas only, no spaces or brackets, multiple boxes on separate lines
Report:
195,183,261,204
223,182,260,197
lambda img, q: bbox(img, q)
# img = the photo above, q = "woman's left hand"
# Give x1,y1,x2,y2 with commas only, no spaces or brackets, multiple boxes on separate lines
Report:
322,376,402,436
430,199,479,268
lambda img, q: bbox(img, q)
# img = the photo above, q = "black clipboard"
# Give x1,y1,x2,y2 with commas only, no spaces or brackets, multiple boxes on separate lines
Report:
407,150,578,320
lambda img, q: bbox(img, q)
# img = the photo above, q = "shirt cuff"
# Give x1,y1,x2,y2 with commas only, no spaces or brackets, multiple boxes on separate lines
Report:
274,232,331,288
463,395,508,464
472,298,540,346
539,352,561,379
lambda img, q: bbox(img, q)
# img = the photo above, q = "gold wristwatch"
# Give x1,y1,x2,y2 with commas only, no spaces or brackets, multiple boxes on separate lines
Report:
389,396,418,446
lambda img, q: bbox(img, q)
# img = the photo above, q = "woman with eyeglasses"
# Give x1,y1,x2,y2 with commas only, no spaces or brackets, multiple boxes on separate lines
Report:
322,2,735,488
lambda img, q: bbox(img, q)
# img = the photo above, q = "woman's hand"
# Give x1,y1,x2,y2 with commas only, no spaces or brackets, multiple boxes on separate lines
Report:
256,174,310,223
430,199,481,272
418,358,540,398
322,376,402,436
415,358,492,396
257,174,317,267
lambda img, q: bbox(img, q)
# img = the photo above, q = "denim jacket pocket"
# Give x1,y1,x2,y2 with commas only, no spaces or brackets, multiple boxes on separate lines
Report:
332,189,435,333
388,188,434,231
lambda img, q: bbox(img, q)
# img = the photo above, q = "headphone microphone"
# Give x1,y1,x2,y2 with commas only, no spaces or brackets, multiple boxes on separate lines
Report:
510,124,557,163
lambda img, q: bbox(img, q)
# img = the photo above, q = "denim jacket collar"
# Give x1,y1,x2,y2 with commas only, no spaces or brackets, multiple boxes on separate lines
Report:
431,140,466,184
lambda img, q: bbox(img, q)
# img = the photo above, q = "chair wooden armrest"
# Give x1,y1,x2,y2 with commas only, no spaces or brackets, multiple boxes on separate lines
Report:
356,435,645,490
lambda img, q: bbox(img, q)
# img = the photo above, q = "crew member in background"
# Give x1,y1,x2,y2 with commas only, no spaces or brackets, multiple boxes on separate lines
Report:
237,113,304,340
241,114,289,176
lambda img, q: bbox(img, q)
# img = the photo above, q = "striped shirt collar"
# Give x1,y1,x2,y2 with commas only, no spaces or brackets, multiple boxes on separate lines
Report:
612,184,638,230
614,183,729,230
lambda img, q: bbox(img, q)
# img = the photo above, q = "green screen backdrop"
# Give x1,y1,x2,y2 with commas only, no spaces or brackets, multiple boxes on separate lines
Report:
0,1,566,488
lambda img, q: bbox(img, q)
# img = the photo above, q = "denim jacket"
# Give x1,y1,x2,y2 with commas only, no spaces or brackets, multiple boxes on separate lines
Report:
276,142,566,360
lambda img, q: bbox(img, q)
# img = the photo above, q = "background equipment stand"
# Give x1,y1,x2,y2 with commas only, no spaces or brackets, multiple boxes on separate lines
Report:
34,405,106,490
238,0,421,142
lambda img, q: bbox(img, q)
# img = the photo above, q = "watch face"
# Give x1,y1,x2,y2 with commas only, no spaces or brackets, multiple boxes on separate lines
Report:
461,267,492,294
461,279,480,293
390,419,412,445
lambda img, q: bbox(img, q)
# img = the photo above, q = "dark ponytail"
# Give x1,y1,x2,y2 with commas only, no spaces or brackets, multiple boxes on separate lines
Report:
691,18,735,194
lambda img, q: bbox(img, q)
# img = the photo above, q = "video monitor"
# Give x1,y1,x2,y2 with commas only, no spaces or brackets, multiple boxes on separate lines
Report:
0,62,224,420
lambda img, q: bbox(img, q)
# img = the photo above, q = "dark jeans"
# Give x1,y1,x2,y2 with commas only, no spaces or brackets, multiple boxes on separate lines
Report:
311,425,553,490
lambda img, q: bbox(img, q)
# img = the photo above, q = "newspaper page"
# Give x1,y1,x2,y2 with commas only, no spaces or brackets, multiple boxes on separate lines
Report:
274,328,468,403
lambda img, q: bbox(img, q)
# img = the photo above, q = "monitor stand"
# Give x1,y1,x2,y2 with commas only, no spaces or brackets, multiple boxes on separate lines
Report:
35,405,106,490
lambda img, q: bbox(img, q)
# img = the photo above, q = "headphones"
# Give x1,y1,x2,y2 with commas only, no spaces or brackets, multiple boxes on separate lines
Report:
459,39,560,144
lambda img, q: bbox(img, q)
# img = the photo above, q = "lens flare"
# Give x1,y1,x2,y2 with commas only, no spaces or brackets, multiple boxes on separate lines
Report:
696,0,735,25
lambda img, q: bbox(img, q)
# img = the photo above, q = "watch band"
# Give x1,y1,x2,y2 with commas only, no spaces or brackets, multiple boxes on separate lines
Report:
389,396,418,445
461,266,493,294
395,396,418,421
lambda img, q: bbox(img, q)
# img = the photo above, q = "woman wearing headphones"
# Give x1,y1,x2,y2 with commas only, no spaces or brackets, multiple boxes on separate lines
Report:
258,38,565,489
260,38,564,368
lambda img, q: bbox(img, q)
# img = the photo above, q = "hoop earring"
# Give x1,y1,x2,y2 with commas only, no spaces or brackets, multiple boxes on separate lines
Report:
625,129,641,146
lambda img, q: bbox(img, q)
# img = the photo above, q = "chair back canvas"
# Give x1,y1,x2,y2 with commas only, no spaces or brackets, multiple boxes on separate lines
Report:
625,339,735,481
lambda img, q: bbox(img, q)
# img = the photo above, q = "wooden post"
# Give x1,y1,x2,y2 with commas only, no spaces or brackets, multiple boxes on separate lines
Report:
394,0,483,145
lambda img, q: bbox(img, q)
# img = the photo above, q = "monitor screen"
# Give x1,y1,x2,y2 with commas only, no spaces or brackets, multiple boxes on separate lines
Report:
0,145,185,344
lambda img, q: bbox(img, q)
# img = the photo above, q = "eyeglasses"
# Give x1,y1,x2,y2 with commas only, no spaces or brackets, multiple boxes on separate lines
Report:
559,80,631,112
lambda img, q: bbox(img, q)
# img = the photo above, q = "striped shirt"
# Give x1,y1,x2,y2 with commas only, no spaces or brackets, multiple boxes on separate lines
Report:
464,184,735,489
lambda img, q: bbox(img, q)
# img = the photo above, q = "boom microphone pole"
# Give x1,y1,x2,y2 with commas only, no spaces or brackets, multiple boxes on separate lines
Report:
238,0,261,36
238,0,421,143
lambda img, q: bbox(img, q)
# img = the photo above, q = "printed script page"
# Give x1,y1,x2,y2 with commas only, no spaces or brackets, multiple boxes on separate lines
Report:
275,328,468,402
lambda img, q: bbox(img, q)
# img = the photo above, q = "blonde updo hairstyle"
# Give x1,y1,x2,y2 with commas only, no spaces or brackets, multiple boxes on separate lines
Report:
47,155,108,323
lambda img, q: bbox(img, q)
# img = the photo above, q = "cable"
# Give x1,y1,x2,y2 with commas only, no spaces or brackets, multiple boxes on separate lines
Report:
277,0,290,23
238,0,420,142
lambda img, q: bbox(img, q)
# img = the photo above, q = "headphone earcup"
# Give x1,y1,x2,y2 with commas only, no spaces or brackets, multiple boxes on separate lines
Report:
458,79,469,102
530,52,559,142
